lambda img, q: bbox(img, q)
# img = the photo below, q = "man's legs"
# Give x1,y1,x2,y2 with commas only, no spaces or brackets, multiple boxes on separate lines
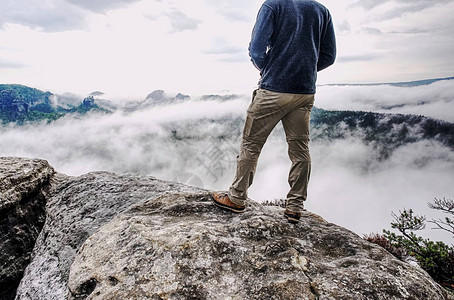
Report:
281,94,315,213
229,89,286,206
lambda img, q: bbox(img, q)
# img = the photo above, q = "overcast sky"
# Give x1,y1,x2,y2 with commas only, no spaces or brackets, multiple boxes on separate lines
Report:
1,0,454,97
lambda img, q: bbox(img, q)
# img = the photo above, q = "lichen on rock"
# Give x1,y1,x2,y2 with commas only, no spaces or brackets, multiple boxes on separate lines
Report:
0,157,54,300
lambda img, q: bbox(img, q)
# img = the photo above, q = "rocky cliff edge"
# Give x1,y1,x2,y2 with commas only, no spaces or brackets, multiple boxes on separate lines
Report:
0,157,449,300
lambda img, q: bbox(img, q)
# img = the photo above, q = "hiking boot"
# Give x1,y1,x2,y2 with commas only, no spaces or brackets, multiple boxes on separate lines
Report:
211,192,245,213
284,209,302,224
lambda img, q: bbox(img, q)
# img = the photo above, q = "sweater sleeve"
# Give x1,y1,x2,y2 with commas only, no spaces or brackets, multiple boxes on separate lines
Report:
248,5,275,71
317,14,336,72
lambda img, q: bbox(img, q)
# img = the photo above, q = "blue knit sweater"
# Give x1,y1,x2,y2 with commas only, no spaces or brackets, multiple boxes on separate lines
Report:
249,0,336,94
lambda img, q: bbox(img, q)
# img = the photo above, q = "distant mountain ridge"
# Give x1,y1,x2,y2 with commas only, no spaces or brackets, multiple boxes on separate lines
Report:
0,84,108,124
0,84,52,106
1,82,454,162
3,75,453,122
320,76,454,87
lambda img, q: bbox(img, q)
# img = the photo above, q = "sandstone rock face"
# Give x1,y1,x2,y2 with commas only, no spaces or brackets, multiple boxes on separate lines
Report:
0,157,54,210
0,157,54,300
0,157,449,299
15,171,202,300
66,193,447,300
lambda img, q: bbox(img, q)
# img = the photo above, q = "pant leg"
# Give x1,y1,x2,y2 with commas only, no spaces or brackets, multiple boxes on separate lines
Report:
281,94,315,213
229,89,286,205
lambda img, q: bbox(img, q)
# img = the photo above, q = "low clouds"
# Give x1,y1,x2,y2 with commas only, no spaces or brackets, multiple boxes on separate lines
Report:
307,138,454,243
317,79,454,122
0,97,249,177
0,88,453,244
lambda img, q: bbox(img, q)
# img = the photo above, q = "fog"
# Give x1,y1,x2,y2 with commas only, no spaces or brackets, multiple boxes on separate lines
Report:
317,79,454,122
1,83,453,244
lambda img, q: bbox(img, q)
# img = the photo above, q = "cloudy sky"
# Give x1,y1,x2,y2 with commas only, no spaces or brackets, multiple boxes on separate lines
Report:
1,0,453,98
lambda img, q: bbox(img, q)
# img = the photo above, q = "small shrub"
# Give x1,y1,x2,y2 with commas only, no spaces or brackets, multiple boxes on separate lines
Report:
381,207,454,289
262,198,286,208
364,233,407,260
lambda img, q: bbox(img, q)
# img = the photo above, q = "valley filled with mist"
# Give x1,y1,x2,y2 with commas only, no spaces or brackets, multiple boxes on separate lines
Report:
1,78,453,244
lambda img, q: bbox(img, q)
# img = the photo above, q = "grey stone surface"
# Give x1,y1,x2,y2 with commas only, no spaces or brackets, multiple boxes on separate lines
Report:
0,157,54,210
0,157,54,300
65,193,448,300
0,157,449,299
15,170,202,300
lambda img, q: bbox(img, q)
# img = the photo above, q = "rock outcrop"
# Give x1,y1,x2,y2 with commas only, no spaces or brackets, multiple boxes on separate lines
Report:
0,158,54,300
67,194,447,300
82,96,95,107
15,170,201,300
0,157,450,299
0,90,29,117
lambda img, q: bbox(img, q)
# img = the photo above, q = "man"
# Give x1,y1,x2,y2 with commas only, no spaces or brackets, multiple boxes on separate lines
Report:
212,0,336,223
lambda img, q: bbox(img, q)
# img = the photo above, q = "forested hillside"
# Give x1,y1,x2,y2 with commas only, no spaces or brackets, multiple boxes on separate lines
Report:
0,85,106,124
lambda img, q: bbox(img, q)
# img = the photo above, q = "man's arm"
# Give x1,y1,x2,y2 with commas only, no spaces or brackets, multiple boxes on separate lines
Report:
317,15,336,72
248,5,275,71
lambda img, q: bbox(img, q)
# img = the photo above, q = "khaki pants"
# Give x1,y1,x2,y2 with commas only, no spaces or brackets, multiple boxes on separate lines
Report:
229,89,315,213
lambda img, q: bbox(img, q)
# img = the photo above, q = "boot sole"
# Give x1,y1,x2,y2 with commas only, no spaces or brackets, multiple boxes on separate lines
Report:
284,211,301,224
285,216,300,224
